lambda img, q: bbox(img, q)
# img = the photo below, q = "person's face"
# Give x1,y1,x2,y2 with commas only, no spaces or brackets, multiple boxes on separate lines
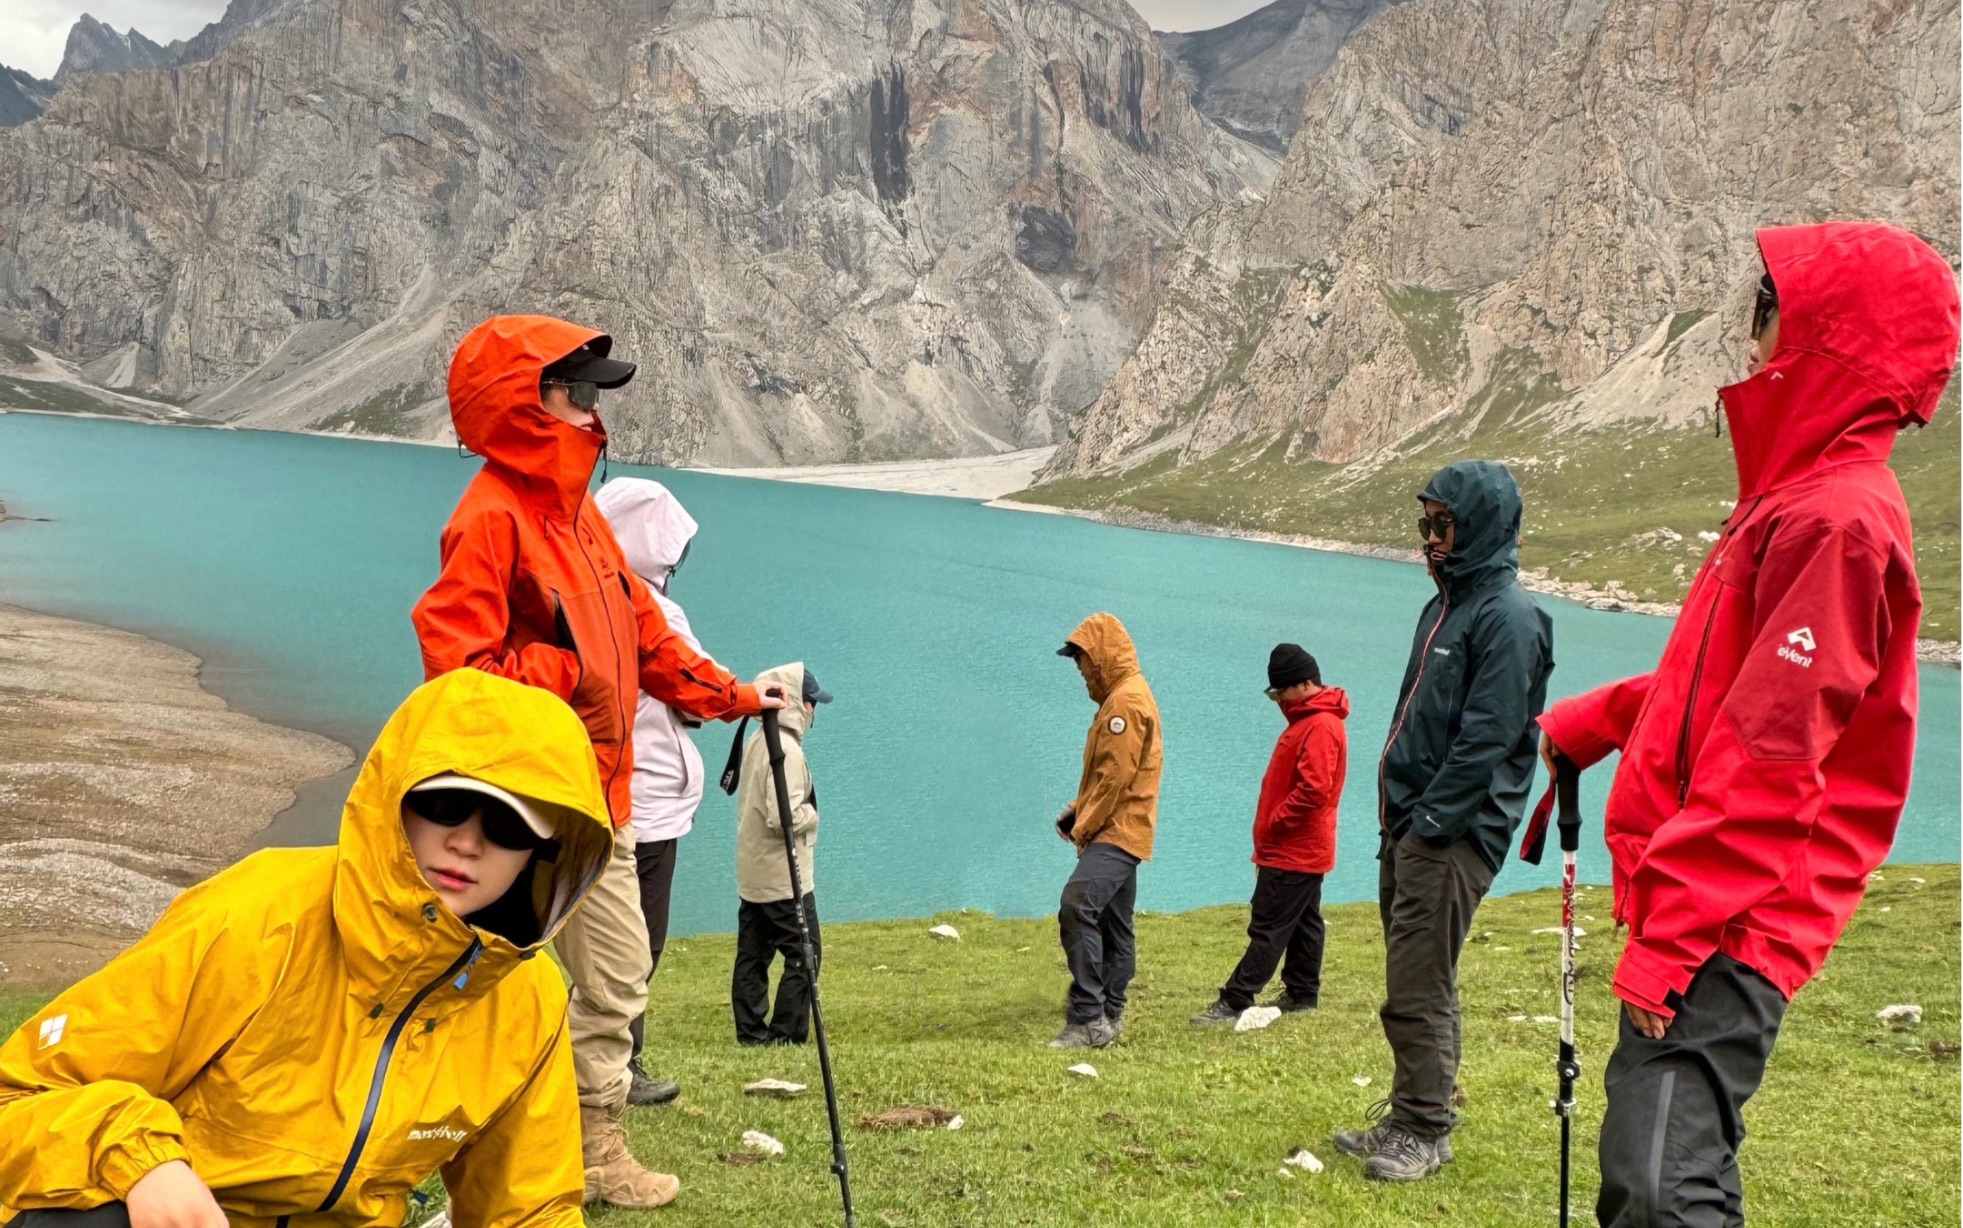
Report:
1747,310,1780,377
804,698,817,728
404,804,535,918
540,381,598,431
1419,498,1456,569
1269,679,1318,705
1074,652,1097,694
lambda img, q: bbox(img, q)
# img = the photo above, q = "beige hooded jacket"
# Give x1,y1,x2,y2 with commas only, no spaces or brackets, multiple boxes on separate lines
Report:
734,662,819,904
1064,614,1162,862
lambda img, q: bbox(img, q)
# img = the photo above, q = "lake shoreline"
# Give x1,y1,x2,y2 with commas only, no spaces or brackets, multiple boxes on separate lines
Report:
0,599,353,989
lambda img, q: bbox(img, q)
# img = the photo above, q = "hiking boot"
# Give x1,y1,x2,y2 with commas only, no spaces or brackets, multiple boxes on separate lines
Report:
1048,1016,1116,1049
579,1103,680,1209
1190,999,1241,1027
1266,991,1317,1013
1363,1125,1443,1182
1334,1100,1453,1164
1107,1012,1125,1039
627,1058,680,1107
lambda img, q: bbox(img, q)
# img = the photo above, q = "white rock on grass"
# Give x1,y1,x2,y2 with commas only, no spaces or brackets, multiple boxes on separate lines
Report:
1235,1006,1282,1031
1532,926,1588,937
1877,1004,1923,1026
1351,1075,1372,1088
1533,1016,1560,1024
1284,1148,1324,1173
929,924,961,941
1066,1063,1099,1079
743,1078,808,1098
946,1115,965,1131
740,1130,786,1157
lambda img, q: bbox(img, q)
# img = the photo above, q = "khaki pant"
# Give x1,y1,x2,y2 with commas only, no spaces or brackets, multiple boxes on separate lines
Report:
555,823,652,1111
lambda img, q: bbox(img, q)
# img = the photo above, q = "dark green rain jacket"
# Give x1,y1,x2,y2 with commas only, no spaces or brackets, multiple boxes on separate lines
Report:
1379,460,1555,872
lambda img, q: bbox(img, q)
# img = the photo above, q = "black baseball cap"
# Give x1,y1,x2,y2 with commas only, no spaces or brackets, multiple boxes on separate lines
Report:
543,339,637,390
802,668,833,705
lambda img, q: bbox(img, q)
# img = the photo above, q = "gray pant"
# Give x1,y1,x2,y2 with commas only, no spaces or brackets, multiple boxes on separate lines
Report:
1377,831,1496,1136
1597,954,1786,1227
1059,841,1140,1024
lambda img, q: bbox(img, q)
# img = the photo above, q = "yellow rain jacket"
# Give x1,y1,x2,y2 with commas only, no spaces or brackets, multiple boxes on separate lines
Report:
0,670,614,1228
1064,613,1162,862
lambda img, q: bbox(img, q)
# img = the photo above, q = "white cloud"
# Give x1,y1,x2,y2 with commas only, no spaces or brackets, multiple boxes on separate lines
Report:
1,0,227,79
1132,0,1275,32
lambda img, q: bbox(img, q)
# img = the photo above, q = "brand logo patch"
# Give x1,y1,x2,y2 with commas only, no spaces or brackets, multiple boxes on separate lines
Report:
1778,628,1815,668
1787,627,1816,652
408,1125,469,1143
37,1015,66,1049
1107,716,1127,735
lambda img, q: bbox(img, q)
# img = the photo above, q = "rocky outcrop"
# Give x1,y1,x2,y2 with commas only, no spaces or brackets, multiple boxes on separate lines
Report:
1158,0,1398,153
50,15,171,87
0,0,1272,465
1051,0,1961,480
0,69,54,129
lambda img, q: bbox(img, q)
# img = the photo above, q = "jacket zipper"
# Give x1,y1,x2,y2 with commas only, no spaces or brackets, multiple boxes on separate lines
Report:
1672,496,1762,806
572,530,630,808
316,939,483,1212
1377,595,1451,833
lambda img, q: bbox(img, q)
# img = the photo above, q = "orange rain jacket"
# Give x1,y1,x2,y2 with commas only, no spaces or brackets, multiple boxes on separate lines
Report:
0,669,615,1228
413,316,761,824
1063,613,1163,862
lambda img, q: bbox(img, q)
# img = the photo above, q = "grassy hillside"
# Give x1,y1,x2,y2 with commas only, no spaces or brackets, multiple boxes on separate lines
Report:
3,866,1956,1226
1023,385,1962,640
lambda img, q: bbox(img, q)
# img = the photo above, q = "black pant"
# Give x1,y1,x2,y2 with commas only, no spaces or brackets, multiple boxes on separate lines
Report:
1597,954,1787,1228
6,1208,132,1228
627,837,679,1061
1219,866,1325,1011
732,894,821,1045
1378,831,1496,1137
1058,841,1140,1024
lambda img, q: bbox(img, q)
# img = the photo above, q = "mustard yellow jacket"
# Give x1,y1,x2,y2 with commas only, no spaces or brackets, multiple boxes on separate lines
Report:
0,669,614,1228
1065,613,1162,862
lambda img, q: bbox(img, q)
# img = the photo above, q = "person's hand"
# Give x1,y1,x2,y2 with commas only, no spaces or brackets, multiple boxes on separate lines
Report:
127,1160,227,1228
1055,806,1077,842
1624,1000,1669,1041
755,682,788,710
1539,731,1559,780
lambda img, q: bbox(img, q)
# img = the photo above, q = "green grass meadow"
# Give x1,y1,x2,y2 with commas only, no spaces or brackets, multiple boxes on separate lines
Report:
4,866,1956,1226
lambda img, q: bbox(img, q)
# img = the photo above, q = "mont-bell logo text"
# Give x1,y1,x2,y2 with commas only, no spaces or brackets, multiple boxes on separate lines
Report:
408,1124,468,1143
1778,627,1816,668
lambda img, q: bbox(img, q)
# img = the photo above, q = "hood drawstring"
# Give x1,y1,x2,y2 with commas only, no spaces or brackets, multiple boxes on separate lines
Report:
600,439,610,485
1712,393,1725,438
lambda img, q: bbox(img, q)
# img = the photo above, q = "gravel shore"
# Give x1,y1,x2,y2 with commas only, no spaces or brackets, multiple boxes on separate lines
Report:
0,603,352,988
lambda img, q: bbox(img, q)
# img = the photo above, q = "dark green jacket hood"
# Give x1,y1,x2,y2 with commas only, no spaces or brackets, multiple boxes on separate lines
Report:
1420,460,1522,597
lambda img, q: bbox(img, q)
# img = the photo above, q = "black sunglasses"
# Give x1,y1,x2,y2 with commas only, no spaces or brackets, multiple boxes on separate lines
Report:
1417,512,1457,540
1750,273,1778,341
404,788,548,854
541,379,600,411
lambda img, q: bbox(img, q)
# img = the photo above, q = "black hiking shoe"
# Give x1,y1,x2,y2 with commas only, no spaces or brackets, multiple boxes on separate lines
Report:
1363,1125,1443,1182
1265,991,1317,1013
1334,1099,1453,1164
1048,1016,1117,1049
626,1059,680,1107
1190,999,1241,1027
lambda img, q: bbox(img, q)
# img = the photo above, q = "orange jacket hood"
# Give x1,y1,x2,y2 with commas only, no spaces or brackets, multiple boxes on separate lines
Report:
1065,612,1142,705
449,315,613,521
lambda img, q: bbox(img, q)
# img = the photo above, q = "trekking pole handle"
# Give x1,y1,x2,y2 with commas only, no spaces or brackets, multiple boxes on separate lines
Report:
1554,752,1581,853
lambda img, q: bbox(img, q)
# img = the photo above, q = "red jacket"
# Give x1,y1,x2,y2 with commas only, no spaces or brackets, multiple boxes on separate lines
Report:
1253,687,1350,874
1539,223,1958,1020
413,316,761,826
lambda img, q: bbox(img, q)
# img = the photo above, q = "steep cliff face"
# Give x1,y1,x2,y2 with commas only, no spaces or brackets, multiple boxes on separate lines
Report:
1157,0,1397,153
1052,0,1959,477
50,15,173,87
0,69,54,128
0,0,1271,464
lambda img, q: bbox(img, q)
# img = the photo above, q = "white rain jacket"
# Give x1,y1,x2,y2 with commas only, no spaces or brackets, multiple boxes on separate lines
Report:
734,662,819,904
595,478,712,844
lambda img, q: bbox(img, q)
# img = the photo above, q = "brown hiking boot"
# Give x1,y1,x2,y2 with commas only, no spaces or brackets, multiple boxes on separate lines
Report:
580,1103,680,1209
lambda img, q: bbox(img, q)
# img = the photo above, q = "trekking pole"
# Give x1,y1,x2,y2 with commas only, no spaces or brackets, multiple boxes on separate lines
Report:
761,704,856,1228
1520,751,1581,1228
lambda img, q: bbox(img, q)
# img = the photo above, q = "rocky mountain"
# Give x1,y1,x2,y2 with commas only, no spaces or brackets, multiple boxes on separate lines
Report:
0,69,55,128
50,14,172,86
1034,0,1961,630
0,0,1274,465
1157,0,1397,153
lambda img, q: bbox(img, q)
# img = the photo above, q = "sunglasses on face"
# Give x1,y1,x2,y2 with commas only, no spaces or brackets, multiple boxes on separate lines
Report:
1417,512,1457,541
1750,273,1778,341
404,788,545,853
1263,686,1286,700
541,379,601,411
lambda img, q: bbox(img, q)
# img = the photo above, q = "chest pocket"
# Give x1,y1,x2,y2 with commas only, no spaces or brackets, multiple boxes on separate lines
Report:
552,585,627,748
1422,633,1472,741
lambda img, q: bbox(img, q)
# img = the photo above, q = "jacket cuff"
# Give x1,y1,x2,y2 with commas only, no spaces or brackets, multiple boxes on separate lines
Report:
1536,702,1615,771
97,1135,192,1201
733,683,764,716
1613,942,1685,1022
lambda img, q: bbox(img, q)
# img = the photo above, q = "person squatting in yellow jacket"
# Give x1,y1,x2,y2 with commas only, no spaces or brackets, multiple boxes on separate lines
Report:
0,669,616,1228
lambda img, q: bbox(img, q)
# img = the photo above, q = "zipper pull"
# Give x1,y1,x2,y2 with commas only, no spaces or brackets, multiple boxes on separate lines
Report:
452,941,485,991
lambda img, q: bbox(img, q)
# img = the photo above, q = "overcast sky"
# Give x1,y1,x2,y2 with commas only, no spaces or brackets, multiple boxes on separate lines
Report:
3,0,1274,79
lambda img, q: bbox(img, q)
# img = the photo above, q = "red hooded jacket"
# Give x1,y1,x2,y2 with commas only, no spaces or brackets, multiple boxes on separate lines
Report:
1253,687,1350,875
413,316,761,826
1538,223,1958,1020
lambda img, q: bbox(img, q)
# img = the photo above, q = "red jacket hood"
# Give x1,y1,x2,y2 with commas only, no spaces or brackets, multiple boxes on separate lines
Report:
449,315,614,520
1720,222,1959,498
1282,687,1350,723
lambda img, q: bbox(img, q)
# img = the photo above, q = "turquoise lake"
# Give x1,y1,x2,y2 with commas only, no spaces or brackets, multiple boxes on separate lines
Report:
1,412,1956,939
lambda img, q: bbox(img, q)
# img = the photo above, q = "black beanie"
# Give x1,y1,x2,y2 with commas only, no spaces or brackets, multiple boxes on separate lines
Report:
1268,643,1320,690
